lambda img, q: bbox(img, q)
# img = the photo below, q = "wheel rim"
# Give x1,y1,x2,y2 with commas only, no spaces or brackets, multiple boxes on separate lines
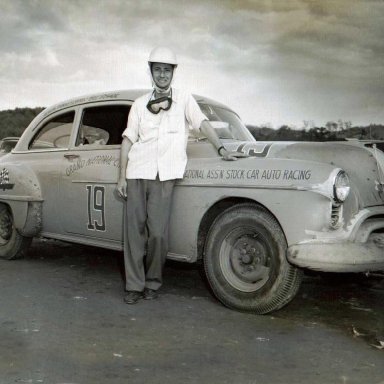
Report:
0,208,13,245
219,226,274,292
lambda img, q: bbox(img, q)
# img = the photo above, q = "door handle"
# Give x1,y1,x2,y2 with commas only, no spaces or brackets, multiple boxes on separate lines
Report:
64,154,80,160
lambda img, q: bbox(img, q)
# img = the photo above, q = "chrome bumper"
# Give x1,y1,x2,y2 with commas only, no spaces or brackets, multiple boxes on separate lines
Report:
287,233,384,272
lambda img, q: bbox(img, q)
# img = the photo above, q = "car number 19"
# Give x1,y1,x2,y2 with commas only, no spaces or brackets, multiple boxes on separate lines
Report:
86,185,106,231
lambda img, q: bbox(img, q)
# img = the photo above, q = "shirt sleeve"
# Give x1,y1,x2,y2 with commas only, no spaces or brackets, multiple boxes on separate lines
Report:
122,101,139,143
185,93,208,132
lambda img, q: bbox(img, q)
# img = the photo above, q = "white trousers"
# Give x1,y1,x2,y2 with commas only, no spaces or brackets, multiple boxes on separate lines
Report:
124,177,175,292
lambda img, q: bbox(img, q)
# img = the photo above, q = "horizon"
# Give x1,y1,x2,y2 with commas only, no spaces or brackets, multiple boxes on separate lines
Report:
1,105,383,131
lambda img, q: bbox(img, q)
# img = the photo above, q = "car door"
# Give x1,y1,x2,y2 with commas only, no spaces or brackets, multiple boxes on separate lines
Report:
60,102,131,249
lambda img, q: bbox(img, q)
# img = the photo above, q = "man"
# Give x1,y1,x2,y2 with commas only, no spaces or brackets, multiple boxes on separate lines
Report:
116,46,244,304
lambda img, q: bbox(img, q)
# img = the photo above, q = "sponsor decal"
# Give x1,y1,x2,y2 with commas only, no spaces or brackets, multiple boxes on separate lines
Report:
41,93,120,118
183,168,312,181
66,155,120,176
0,168,14,190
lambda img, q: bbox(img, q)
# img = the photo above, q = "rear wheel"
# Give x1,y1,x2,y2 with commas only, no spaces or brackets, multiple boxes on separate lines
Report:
0,204,31,260
204,203,303,314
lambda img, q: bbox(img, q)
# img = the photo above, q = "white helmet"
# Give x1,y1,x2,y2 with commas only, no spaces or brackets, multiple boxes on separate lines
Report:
148,46,178,67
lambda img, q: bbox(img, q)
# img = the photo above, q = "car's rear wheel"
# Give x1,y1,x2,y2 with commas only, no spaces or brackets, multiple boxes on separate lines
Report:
0,204,31,260
204,203,303,314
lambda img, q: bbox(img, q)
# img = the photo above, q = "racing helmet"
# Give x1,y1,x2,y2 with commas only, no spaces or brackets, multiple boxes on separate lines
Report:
148,46,178,67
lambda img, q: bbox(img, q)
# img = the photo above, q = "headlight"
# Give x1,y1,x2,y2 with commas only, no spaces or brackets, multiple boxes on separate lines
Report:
333,170,350,203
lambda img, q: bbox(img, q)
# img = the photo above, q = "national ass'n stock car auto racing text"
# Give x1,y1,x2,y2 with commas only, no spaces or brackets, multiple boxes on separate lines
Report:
0,89,383,314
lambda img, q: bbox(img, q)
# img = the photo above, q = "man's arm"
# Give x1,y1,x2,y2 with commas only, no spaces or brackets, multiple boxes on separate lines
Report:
200,120,248,161
116,137,133,198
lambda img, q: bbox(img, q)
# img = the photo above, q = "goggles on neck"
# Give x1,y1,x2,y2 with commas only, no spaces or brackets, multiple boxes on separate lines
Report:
146,90,173,114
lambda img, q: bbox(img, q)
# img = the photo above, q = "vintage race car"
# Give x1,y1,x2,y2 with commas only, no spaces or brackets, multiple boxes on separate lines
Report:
0,90,383,314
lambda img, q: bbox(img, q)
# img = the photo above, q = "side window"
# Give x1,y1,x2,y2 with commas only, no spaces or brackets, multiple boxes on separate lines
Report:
76,105,130,147
29,111,75,150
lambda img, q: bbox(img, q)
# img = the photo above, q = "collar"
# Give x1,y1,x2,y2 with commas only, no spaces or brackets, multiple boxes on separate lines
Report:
153,85,171,95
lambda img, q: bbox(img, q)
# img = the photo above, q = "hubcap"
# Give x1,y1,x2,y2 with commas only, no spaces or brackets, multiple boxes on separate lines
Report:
220,227,271,292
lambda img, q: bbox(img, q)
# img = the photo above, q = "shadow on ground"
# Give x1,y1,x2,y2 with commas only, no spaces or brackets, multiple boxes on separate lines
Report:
25,238,384,349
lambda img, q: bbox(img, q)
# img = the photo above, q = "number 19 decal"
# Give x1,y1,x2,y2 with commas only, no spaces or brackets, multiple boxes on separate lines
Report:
87,185,106,231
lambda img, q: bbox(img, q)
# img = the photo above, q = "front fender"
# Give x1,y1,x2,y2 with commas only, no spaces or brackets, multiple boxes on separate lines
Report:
0,162,43,236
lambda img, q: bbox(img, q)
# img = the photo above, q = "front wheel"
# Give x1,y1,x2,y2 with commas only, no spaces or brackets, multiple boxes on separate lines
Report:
204,203,303,314
0,204,32,260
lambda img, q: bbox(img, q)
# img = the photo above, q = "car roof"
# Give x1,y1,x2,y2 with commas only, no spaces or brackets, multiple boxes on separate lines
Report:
41,89,235,118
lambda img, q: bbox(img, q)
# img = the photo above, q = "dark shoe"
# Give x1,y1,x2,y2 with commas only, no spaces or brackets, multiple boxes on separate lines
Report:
124,291,142,304
143,288,158,300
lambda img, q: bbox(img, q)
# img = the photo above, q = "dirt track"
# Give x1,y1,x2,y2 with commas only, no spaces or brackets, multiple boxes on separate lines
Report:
0,238,383,384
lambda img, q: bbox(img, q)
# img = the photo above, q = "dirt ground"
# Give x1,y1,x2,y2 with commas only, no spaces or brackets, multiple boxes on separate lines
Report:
0,238,383,384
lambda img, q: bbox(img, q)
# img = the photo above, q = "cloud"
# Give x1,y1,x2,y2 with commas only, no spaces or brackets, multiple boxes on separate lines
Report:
0,0,67,53
0,0,383,126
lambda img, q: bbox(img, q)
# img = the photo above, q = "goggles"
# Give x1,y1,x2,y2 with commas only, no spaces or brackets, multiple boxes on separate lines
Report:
146,91,173,114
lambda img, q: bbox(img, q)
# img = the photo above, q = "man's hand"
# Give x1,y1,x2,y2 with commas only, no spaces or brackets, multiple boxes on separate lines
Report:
116,178,127,198
220,148,249,161
117,137,132,199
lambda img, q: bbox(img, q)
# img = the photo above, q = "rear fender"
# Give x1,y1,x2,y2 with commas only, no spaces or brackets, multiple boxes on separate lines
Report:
0,163,43,236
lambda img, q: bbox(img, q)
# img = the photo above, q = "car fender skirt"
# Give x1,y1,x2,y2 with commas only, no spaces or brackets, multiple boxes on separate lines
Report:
19,201,42,237
287,234,384,272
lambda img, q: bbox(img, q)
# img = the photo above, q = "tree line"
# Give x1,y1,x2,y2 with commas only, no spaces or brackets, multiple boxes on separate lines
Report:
0,107,383,141
0,107,44,139
247,121,384,141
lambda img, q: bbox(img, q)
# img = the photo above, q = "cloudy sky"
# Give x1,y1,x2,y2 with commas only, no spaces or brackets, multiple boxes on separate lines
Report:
1,0,383,127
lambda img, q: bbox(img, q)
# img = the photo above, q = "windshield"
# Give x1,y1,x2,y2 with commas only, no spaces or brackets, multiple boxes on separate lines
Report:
198,104,255,142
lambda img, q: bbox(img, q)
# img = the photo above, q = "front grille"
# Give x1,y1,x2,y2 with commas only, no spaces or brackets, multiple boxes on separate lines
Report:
330,203,342,229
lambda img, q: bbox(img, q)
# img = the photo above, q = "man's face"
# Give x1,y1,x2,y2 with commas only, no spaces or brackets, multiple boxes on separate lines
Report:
151,62,174,90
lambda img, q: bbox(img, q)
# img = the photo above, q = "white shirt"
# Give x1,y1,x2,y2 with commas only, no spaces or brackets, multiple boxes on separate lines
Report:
122,88,207,181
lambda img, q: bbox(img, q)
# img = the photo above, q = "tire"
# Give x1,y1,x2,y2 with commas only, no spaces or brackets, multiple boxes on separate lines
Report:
204,203,303,314
0,204,32,260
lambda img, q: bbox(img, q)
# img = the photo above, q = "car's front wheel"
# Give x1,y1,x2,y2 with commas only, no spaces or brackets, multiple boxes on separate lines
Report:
204,203,303,314
0,204,31,260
